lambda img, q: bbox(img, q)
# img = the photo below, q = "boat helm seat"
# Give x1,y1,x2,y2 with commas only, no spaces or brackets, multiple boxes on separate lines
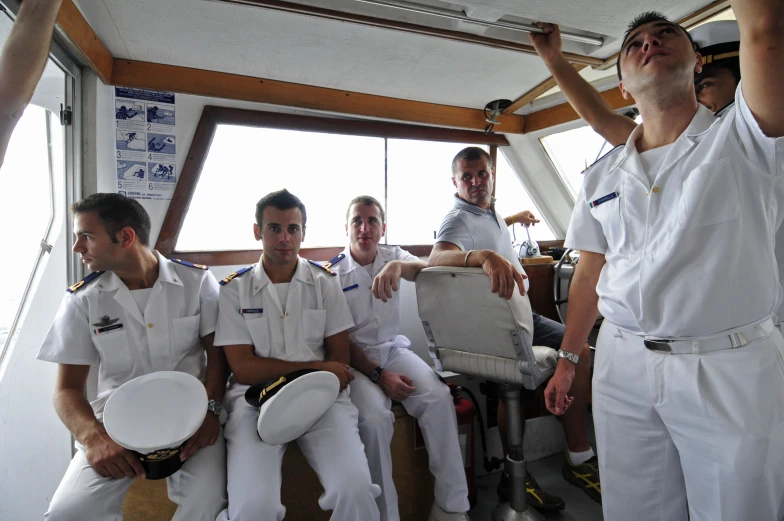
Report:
415,266,557,521
415,267,556,390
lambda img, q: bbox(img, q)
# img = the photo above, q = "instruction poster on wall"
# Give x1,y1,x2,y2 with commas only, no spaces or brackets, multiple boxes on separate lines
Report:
114,87,177,200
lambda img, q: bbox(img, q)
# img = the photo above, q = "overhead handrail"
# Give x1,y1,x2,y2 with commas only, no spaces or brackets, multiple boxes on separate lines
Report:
355,0,604,46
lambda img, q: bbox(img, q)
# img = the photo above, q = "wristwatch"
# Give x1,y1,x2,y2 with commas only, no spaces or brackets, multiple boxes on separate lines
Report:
369,366,384,383
556,349,580,365
207,399,223,417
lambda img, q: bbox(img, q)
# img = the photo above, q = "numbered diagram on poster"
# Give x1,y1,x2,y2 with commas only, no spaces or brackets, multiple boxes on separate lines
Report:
146,104,175,126
149,163,176,182
147,133,176,154
117,160,146,180
116,130,147,151
115,100,145,122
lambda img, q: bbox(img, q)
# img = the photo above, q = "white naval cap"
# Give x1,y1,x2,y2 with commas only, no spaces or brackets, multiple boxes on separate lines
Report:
245,369,340,445
103,371,207,479
689,20,740,64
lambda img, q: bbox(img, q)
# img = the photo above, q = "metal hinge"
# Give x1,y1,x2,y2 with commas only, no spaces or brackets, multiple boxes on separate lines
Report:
59,104,72,126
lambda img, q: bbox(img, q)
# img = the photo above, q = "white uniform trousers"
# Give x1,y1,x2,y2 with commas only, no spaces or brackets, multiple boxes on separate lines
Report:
592,321,784,521
45,432,227,521
216,392,381,521
350,347,470,521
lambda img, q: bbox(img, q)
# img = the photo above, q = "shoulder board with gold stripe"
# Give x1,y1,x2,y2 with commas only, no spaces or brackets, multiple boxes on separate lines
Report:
582,144,624,174
307,259,336,276
67,271,105,293
170,258,209,270
220,266,253,285
323,252,345,270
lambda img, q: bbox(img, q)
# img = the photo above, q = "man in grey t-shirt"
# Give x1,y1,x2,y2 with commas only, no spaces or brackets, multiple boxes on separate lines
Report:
429,147,599,511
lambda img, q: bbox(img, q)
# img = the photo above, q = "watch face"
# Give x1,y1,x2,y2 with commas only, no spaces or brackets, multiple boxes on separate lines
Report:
369,370,379,382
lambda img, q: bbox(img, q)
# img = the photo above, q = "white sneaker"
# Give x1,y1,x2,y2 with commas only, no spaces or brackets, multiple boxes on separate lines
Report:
428,503,470,521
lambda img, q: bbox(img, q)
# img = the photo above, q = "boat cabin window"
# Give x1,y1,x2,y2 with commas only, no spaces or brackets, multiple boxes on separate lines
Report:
176,119,554,254
0,74,66,357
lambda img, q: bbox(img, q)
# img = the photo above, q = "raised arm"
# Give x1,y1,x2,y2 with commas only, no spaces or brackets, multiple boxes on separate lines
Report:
53,363,145,479
0,0,64,166
733,0,784,137
529,23,637,146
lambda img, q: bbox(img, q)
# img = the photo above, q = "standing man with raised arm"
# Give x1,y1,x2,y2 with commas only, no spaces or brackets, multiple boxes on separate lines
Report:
214,189,380,521
529,19,784,333
0,0,64,167
541,5,784,519
428,147,598,511
37,193,229,521
330,195,471,521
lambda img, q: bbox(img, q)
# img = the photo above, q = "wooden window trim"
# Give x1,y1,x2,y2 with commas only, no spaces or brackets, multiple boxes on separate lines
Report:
169,241,564,266
156,106,510,263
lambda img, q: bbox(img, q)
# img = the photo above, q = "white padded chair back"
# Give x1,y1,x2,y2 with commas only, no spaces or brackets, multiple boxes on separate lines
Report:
415,267,556,390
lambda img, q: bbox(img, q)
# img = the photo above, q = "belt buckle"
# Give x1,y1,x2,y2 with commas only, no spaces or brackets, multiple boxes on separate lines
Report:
643,339,672,353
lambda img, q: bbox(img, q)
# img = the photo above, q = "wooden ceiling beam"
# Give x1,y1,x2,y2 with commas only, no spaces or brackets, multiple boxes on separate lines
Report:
111,59,527,133
54,0,113,83
212,0,603,67
523,87,634,133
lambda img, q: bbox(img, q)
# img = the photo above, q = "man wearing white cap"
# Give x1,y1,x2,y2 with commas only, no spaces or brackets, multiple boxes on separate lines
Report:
530,18,784,332
530,2,784,519
38,193,229,521
214,189,380,521
329,195,471,521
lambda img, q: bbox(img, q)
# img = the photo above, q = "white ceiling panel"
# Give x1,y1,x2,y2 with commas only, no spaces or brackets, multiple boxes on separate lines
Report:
72,0,715,110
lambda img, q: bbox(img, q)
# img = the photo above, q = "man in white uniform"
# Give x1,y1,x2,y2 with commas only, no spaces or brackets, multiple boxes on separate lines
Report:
37,193,229,521
214,189,380,521
547,4,784,520
329,195,471,521
0,0,64,167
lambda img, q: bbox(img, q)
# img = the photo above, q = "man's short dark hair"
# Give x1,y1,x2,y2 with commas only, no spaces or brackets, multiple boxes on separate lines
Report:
346,195,385,224
451,147,493,175
255,189,307,227
699,59,741,86
617,11,698,80
70,193,151,246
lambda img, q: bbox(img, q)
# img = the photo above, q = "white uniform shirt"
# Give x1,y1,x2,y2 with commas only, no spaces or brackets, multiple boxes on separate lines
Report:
565,83,784,338
37,252,219,421
214,256,354,364
331,245,417,353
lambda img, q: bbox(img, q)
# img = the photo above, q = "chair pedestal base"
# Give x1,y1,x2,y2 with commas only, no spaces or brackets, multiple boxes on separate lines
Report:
493,385,545,521
492,503,546,521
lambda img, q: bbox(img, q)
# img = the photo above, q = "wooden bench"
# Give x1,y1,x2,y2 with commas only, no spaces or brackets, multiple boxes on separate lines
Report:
123,405,435,521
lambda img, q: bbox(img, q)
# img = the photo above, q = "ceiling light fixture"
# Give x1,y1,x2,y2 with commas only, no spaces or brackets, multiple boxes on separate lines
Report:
354,0,603,46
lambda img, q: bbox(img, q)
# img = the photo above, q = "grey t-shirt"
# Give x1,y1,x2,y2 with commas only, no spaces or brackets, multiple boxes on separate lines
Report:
435,194,528,285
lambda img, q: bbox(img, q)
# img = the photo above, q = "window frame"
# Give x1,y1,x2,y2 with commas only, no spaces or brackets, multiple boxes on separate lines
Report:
0,9,82,363
157,106,513,263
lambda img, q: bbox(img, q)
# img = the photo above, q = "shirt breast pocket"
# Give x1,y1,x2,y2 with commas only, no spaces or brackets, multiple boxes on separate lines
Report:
589,196,625,251
678,158,740,229
172,315,201,356
91,329,133,375
245,316,271,358
303,309,327,344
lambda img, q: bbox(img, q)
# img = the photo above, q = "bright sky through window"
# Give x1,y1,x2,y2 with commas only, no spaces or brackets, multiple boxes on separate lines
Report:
178,126,556,251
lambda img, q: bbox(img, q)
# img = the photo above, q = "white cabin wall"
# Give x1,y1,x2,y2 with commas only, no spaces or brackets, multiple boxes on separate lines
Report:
0,200,72,521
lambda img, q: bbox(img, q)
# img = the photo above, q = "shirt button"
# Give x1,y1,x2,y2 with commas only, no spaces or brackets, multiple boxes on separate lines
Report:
280,315,284,320
285,313,289,317
147,323,154,328
653,186,660,193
